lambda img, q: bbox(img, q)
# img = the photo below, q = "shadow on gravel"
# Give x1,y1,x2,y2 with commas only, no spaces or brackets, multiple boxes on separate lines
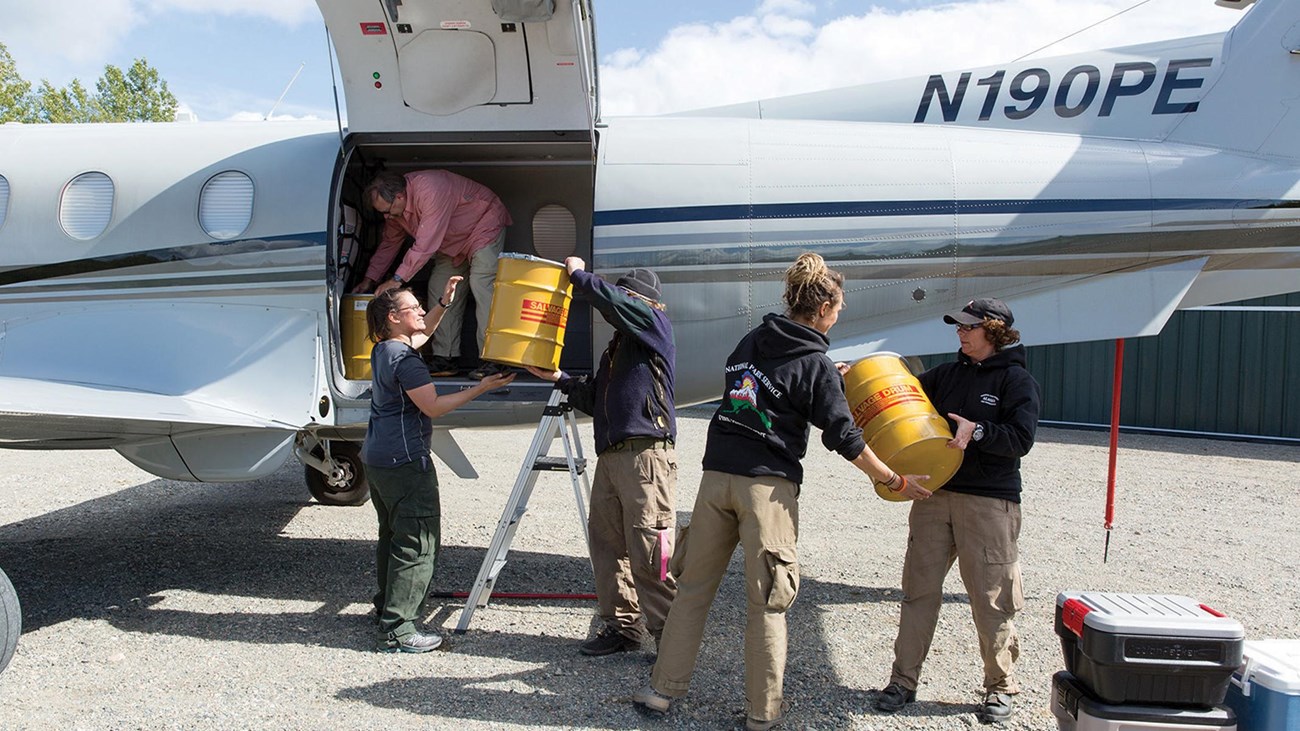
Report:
0,465,592,651
0,457,987,727
339,554,981,728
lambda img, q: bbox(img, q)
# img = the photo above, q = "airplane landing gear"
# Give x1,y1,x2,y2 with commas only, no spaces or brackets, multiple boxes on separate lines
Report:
296,436,370,506
0,567,19,675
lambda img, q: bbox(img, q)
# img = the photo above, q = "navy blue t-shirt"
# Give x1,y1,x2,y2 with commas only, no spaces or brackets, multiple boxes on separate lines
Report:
360,339,434,468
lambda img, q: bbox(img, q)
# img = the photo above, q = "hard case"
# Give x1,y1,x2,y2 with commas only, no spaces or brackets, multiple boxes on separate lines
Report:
1056,592,1245,707
1053,671,1238,730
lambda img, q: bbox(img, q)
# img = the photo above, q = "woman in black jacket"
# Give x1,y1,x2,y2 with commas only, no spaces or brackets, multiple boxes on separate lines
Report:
874,297,1041,724
634,253,930,731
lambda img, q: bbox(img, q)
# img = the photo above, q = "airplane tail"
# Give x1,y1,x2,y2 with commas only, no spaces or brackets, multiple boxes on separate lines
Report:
1165,0,1300,158
686,0,1300,157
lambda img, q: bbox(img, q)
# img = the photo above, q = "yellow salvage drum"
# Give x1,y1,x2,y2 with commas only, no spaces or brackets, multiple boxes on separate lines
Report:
843,352,963,501
341,293,374,380
481,253,573,371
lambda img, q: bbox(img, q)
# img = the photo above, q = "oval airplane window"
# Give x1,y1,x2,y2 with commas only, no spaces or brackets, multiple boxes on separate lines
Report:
60,172,115,241
199,171,254,240
532,204,576,260
0,175,9,230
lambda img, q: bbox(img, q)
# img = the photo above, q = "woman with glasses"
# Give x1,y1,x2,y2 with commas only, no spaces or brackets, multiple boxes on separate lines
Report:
874,297,1041,724
361,277,515,653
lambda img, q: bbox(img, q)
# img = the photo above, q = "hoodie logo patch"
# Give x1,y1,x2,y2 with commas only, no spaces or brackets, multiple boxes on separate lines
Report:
722,370,774,431
980,393,1000,407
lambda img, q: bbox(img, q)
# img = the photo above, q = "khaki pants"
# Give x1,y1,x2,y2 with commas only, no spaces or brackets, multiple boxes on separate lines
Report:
589,440,677,640
426,229,506,359
889,489,1024,694
651,471,800,722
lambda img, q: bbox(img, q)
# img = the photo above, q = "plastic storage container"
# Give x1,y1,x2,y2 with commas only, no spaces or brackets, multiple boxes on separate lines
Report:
1225,639,1300,731
1053,671,1237,730
1056,592,1245,707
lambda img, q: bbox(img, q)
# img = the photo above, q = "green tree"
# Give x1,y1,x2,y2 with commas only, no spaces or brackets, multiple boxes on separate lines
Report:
0,41,178,123
0,43,33,122
94,58,178,122
33,79,97,123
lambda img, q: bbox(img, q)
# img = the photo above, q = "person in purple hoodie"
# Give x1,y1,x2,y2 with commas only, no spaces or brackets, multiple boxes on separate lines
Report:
634,253,931,731
526,257,678,657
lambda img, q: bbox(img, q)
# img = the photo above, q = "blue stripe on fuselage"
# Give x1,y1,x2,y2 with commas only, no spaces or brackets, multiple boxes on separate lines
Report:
593,198,1291,227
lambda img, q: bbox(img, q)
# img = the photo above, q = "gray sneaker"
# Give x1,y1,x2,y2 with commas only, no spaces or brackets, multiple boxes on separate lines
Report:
632,685,674,714
377,631,443,653
978,691,1013,724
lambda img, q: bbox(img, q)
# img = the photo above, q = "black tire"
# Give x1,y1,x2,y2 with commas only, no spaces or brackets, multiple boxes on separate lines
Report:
0,567,20,675
304,441,371,506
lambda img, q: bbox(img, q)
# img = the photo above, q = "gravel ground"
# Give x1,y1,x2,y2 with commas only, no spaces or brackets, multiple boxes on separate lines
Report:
0,406,1297,730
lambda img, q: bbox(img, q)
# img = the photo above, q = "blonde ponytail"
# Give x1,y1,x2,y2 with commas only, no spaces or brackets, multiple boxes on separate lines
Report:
784,252,844,320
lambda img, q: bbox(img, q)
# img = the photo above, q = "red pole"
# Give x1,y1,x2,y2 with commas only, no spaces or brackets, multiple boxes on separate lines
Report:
1104,338,1124,561
432,591,597,601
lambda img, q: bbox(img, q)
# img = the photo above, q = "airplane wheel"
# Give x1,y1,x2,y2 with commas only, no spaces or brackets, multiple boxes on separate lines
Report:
0,567,20,675
304,441,370,506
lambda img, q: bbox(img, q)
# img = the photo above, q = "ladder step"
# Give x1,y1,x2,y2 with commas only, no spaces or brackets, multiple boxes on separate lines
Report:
533,455,586,473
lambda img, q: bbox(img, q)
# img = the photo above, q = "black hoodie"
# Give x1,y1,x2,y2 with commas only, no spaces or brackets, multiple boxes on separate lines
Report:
702,313,867,485
918,344,1041,503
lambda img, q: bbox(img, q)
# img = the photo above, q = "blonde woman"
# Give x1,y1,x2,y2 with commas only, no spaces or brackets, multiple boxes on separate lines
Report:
634,253,930,730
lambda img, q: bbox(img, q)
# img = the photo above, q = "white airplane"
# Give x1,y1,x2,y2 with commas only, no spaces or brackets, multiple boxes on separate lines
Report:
0,0,1295,670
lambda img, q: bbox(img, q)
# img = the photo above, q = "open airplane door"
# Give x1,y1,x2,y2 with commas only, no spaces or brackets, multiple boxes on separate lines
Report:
318,0,598,136
313,0,601,470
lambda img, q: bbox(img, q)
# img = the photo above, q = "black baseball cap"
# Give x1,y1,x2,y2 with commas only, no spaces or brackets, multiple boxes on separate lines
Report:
943,298,1014,327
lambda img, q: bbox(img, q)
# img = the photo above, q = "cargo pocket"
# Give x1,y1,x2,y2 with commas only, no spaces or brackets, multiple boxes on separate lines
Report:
983,544,1024,613
668,525,689,579
763,545,800,612
417,516,441,563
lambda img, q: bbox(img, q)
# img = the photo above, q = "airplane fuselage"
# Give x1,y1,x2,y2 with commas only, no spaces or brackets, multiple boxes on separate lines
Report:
2,0,1298,485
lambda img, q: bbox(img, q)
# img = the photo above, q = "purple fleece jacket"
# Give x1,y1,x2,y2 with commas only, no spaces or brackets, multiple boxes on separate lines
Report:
557,269,677,455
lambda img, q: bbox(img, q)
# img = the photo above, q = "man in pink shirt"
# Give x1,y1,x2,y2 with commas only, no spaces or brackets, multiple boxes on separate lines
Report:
354,169,513,378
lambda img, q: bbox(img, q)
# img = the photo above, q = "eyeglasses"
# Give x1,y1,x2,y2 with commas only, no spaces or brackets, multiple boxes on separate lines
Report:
955,323,983,332
394,305,423,314
377,195,405,219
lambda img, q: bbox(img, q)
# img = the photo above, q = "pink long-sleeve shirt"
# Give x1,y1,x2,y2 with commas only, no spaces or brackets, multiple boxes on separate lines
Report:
365,170,512,282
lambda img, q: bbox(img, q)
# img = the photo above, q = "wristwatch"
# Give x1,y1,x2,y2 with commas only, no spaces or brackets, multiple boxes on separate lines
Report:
391,273,405,285
972,423,985,442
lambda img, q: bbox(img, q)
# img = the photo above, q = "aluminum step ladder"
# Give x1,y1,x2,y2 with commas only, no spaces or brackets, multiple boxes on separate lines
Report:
454,385,592,633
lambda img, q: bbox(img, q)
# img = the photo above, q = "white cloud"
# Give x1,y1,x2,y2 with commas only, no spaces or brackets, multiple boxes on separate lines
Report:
0,0,141,82
144,0,318,27
0,0,317,86
758,0,816,16
599,0,1243,116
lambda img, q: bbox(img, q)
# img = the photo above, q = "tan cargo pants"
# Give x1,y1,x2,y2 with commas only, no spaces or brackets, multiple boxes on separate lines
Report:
650,471,800,723
589,439,677,641
426,228,506,359
889,489,1024,694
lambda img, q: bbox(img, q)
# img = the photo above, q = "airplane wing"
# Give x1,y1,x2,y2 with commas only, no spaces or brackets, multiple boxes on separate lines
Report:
0,376,298,448
0,301,325,482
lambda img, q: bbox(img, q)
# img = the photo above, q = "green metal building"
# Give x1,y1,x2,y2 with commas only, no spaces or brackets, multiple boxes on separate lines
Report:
918,292,1300,441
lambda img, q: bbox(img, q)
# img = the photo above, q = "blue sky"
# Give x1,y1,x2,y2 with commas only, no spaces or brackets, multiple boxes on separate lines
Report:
0,0,1242,122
